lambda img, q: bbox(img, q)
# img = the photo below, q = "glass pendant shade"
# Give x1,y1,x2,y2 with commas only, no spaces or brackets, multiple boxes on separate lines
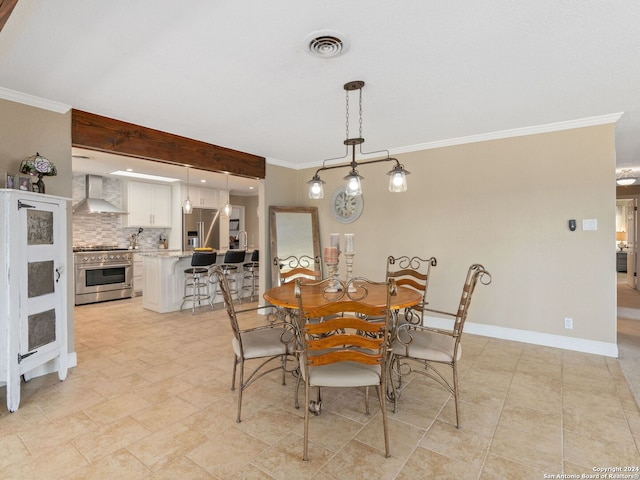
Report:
183,166,193,214
344,170,363,196
387,163,409,192
223,174,231,216
307,174,325,199
183,197,193,214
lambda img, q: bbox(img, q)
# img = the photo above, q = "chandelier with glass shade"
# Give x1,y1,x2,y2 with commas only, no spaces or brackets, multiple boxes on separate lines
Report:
306,80,410,199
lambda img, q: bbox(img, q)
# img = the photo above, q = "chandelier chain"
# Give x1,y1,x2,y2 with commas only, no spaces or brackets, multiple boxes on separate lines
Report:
345,89,350,140
358,88,363,139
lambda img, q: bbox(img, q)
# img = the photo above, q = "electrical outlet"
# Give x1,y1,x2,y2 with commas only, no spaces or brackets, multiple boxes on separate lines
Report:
564,317,573,329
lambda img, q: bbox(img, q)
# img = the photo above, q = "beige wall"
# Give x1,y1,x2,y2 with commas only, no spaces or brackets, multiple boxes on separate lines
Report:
265,124,617,356
259,164,300,293
0,98,75,353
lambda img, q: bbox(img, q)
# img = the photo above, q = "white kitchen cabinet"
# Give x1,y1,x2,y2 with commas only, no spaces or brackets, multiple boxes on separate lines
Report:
0,190,69,412
142,253,191,313
123,181,172,227
132,253,144,296
189,186,219,208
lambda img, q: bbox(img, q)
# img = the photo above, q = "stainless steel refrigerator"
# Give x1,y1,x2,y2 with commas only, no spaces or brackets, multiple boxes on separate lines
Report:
183,208,220,250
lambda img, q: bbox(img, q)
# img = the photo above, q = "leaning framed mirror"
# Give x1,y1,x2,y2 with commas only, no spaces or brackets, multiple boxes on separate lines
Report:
269,206,321,286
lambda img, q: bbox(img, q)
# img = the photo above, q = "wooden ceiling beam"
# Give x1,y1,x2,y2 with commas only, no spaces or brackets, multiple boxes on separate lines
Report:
71,109,265,179
0,0,19,32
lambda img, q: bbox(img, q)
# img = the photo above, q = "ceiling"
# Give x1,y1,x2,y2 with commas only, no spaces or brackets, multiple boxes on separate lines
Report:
1,1,639,178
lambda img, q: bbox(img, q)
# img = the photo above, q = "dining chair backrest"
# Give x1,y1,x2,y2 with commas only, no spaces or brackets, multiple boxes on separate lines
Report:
386,255,436,323
224,249,246,264
191,251,217,267
294,277,395,365
211,265,242,339
274,255,322,285
451,263,491,337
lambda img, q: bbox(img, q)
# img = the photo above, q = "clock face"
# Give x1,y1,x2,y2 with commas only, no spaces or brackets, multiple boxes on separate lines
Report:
331,187,364,223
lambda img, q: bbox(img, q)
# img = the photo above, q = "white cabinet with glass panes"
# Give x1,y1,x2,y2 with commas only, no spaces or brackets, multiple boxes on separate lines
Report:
0,190,69,412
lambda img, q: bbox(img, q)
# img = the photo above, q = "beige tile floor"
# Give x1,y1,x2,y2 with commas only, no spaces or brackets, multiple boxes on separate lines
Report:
1,295,640,479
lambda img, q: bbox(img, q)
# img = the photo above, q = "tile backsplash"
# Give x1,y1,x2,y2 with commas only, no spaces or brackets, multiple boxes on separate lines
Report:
72,174,169,248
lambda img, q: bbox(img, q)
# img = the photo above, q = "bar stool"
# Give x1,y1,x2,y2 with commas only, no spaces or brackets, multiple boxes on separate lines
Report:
211,250,246,306
241,250,259,303
180,251,217,314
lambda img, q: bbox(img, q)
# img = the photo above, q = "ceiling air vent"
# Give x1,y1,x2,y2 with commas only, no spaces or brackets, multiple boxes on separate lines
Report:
304,30,350,59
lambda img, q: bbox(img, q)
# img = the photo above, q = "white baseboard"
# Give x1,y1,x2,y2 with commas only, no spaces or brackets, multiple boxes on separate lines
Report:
424,316,619,358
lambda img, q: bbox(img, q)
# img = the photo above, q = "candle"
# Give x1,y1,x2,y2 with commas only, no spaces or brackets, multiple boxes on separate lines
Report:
324,246,338,263
330,233,340,252
344,233,355,253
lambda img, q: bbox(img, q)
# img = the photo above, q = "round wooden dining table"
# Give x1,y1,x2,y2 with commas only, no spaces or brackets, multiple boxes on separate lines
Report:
263,281,422,311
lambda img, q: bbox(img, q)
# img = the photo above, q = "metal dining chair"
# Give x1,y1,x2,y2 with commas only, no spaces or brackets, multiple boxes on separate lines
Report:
389,263,491,428
294,276,396,461
211,266,296,423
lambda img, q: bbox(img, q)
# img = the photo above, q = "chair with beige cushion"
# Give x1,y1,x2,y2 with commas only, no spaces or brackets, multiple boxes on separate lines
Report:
389,263,491,428
294,276,396,461
211,265,296,423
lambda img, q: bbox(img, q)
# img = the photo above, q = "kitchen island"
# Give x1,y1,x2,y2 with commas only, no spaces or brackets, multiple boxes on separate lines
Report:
141,250,254,313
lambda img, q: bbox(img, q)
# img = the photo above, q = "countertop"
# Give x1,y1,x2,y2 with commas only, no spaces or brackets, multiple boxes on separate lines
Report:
140,249,255,259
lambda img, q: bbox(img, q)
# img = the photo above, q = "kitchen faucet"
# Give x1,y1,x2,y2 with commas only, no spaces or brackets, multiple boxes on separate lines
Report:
237,230,248,250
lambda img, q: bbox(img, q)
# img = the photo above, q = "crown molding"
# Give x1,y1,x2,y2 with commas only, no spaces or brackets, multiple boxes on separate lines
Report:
279,112,625,170
391,112,624,156
0,86,71,113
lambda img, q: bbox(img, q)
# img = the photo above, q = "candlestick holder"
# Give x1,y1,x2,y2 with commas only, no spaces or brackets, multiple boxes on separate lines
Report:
325,260,341,292
344,252,356,292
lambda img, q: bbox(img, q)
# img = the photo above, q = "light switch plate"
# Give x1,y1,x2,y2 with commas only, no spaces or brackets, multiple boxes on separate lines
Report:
582,219,598,231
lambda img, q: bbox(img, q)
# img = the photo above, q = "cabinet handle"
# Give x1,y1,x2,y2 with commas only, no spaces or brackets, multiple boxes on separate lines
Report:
55,266,62,283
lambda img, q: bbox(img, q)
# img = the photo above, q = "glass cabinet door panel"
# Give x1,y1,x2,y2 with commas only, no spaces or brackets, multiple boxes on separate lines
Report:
28,260,55,298
26,210,54,245
28,309,56,350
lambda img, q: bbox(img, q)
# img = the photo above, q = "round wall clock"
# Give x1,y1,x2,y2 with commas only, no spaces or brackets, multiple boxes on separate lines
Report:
331,186,364,223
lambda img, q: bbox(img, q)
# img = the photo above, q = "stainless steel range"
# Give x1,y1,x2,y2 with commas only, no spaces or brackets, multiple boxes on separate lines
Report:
74,245,133,305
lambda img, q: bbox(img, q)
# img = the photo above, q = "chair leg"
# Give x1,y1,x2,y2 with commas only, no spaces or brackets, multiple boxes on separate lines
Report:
236,359,245,423
231,355,238,391
452,362,460,428
281,355,287,386
364,386,370,415
294,372,301,409
390,354,400,413
303,381,310,461
377,381,391,458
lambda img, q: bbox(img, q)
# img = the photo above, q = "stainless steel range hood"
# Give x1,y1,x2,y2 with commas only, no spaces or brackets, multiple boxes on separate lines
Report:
72,175,127,214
